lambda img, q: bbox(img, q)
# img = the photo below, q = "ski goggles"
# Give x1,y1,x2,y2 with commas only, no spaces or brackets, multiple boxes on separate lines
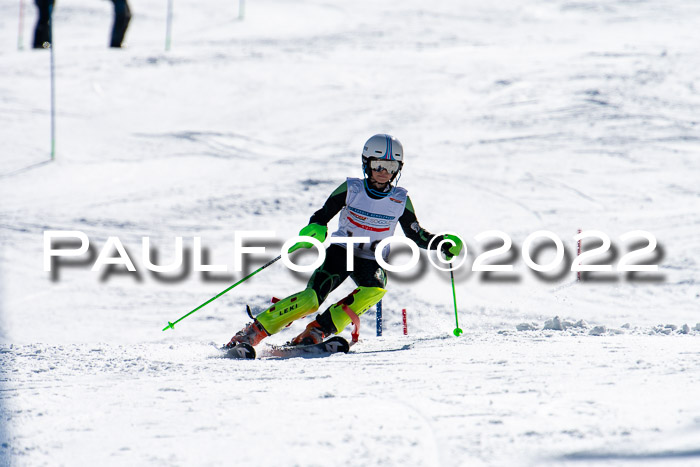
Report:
369,159,402,174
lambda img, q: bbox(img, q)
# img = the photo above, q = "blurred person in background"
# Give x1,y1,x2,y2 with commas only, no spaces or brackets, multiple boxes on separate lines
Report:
33,0,54,48
32,0,131,49
110,0,131,48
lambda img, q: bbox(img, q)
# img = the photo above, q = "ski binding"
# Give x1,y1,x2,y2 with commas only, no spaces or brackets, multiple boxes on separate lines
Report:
268,336,350,358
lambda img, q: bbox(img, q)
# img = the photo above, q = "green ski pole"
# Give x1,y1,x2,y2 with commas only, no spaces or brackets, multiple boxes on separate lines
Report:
450,267,462,336
162,254,281,331
165,0,173,51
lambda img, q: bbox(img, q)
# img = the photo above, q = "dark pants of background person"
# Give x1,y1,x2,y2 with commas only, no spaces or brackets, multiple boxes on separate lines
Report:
33,0,54,48
110,0,131,48
33,0,131,49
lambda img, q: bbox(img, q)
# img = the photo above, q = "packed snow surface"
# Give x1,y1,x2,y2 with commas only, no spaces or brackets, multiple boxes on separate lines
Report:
1,0,700,465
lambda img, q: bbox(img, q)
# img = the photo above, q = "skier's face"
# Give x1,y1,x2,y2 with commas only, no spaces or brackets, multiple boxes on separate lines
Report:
370,168,393,185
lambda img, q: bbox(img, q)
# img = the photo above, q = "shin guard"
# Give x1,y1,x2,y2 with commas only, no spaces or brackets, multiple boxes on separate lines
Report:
255,289,319,335
328,287,386,334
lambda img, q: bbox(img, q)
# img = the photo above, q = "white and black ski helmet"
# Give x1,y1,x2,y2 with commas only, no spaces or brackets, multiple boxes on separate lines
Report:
361,134,404,166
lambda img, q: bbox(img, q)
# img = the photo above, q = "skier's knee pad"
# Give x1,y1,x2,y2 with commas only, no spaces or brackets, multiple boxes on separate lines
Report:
328,286,386,333
255,288,319,335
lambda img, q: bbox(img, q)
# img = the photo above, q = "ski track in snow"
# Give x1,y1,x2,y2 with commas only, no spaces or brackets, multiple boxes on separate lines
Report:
2,0,700,464
1,333,700,466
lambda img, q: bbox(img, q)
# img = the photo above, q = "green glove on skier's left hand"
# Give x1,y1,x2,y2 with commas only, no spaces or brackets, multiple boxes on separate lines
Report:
440,234,463,260
288,223,328,253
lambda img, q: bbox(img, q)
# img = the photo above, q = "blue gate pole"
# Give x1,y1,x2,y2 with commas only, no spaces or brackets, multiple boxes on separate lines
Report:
376,300,382,336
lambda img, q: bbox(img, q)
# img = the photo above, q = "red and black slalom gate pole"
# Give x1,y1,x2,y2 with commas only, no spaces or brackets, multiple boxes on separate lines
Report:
577,228,582,282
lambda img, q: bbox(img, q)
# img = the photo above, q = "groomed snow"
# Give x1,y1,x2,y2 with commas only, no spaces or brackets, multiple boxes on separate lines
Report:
1,0,700,465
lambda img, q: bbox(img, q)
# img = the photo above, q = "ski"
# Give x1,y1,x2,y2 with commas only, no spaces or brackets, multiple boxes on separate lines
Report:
224,342,256,359
268,336,351,358
221,336,351,360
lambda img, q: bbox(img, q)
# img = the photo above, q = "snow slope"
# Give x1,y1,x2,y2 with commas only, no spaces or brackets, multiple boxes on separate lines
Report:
1,0,700,465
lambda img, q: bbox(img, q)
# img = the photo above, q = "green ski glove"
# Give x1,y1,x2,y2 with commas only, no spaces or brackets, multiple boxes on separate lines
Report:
288,223,328,253
440,234,463,260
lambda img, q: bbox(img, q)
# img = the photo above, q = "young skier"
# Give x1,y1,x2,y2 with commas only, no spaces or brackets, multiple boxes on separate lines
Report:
225,134,463,349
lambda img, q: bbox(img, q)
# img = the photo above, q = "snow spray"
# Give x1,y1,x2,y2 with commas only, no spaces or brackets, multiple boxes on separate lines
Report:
402,308,407,335
376,299,382,336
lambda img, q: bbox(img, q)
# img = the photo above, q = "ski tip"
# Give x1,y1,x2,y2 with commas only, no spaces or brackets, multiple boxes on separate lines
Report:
226,343,256,359
327,336,350,354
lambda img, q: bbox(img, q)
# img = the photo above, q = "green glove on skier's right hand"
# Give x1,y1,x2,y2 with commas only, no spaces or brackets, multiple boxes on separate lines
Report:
288,223,328,253
441,234,463,261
